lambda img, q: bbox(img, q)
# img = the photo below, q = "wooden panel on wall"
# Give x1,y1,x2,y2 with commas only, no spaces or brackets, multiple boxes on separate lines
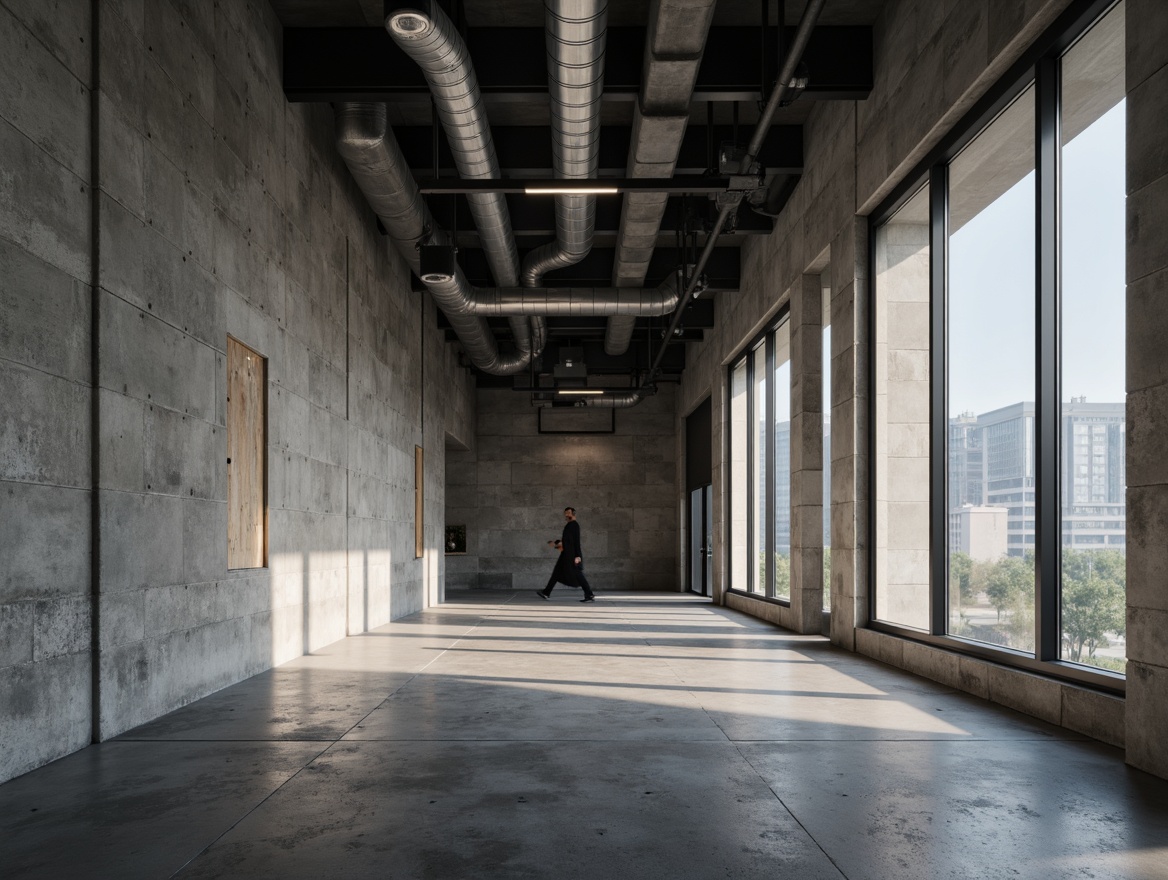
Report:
415,446,424,559
227,337,267,569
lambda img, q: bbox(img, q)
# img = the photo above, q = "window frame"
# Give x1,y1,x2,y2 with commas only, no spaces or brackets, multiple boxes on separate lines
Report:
867,0,1125,695
726,306,791,604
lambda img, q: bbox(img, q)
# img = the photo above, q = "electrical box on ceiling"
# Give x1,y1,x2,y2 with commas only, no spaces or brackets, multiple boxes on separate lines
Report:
553,346,586,380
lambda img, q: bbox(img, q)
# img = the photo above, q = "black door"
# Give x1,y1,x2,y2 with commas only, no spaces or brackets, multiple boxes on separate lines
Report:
689,485,712,595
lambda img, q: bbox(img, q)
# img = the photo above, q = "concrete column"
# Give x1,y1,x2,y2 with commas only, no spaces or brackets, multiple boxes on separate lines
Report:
711,374,726,604
872,211,930,631
789,274,824,632
829,223,869,650
1126,0,1168,780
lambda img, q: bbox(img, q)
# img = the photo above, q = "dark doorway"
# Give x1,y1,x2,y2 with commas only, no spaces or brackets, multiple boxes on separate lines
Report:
686,397,712,596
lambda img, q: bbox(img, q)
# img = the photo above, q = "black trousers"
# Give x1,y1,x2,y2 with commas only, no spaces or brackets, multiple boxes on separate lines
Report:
544,566,594,599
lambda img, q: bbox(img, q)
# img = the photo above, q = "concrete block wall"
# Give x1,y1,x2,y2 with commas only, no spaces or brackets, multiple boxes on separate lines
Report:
446,386,678,592
0,0,474,783
0,0,94,784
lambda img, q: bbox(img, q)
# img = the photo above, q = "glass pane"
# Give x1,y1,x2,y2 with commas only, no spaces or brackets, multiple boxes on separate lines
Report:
704,485,713,596
874,184,931,630
1060,2,1126,672
690,487,704,593
729,359,750,591
752,344,768,595
773,324,791,601
823,297,832,611
947,85,1036,653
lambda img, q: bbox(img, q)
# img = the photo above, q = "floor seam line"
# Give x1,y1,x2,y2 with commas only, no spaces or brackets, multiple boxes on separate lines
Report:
332,597,515,740
165,741,334,879
733,742,852,880
170,598,526,875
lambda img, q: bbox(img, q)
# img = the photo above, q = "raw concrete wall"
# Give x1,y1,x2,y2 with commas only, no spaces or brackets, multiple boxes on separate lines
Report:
0,0,95,784
0,0,474,783
1125,0,1168,780
446,387,678,592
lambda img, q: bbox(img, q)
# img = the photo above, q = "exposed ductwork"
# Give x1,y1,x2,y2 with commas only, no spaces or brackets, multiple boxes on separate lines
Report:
604,0,718,356
520,0,608,288
385,0,542,372
385,0,519,289
336,103,532,375
335,105,682,370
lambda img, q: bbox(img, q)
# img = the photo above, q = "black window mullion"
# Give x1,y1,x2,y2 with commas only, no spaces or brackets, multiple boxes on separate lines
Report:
1035,54,1061,661
766,333,776,598
746,354,754,593
930,165,949,637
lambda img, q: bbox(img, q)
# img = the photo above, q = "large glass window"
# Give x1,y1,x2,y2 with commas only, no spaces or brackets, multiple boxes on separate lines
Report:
1059,2,1126,672
730,360,750,591
947,86,1037,653
871,1,1125,686
773,324,791,600
822,297,831,611
752,343,768,594
727,316,792,600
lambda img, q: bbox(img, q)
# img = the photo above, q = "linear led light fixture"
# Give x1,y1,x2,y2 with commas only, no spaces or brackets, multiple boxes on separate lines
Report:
526,186,618,196
556,389,605,396
416,177,733,195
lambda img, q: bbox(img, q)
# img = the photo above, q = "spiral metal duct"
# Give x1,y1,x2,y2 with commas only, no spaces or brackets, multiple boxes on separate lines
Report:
385,1,518,289
335,103,532,375
385,1,544,366
335,105,680,359
520,0,608,288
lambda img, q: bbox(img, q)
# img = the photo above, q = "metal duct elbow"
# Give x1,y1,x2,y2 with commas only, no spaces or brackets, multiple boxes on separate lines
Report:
520,0,607,287
335,102,532,376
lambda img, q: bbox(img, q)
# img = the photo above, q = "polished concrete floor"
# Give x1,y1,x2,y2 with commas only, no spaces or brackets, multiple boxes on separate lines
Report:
5,591,1168,879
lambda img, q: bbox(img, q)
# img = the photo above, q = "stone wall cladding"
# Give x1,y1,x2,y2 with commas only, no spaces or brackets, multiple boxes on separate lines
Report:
446,386,678,592
0,0,474,781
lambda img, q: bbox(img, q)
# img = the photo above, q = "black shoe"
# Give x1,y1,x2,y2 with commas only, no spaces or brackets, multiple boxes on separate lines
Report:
580,595,595,602
536,590,550,600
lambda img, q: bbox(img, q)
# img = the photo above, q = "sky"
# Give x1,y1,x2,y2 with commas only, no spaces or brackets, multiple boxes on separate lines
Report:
947,101,1125,418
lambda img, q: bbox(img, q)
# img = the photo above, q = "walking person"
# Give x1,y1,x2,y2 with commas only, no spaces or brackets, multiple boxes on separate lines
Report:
536,507,596,602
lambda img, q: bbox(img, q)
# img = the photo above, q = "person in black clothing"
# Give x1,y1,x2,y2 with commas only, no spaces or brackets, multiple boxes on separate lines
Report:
536,507,595,602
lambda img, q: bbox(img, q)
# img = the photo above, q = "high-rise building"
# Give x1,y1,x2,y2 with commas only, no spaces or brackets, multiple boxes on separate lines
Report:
948,412,984,510
948,400,1125,556
1061,398,1126,551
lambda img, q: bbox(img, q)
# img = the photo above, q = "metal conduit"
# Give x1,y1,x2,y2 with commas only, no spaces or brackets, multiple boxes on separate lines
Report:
520,0,608,288
604,0,717,356
584,0,826,407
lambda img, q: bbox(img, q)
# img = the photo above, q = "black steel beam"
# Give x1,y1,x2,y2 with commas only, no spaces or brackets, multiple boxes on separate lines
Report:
283,25,872,103
417,176,735,194
394,125,803,177
424,194,772,242
413,245,741,289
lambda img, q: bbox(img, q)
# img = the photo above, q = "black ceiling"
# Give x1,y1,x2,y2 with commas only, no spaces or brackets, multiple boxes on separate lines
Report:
276,1,877,382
